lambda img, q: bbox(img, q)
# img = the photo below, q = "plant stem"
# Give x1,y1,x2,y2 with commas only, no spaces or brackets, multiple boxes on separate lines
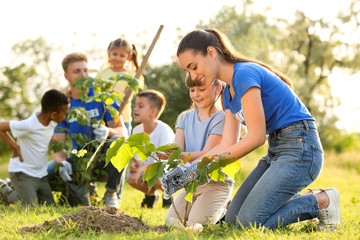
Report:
183,201,189,227
165,179,183,225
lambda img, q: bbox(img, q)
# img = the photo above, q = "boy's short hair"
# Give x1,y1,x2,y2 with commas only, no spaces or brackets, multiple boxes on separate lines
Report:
41,89,69,113
136,90,166,119
62,52,87,73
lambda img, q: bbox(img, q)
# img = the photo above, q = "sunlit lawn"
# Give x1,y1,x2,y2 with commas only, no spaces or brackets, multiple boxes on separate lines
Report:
0,148,359,239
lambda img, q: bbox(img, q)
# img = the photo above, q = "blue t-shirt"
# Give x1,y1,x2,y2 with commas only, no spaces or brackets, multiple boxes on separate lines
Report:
223,62,314,135
55,88,119,150
176,108,225,152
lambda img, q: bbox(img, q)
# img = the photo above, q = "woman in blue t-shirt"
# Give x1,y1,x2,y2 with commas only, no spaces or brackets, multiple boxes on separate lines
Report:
175,28,340,230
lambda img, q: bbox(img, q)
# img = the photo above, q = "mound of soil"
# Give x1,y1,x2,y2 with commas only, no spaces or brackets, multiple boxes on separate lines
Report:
19,206,167,234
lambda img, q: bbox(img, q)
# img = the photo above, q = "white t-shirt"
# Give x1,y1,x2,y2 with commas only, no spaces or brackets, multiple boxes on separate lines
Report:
8,113,57,178
132,120,175,165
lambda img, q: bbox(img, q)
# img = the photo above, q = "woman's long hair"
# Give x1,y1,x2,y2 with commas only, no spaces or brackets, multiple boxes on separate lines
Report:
177,29,293,89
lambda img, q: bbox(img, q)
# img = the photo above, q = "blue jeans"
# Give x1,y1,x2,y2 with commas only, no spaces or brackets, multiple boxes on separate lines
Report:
225,120,324,229
48,136,126,194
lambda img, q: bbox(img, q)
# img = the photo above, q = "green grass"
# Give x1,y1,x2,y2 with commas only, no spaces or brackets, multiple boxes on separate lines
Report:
0,148,360,239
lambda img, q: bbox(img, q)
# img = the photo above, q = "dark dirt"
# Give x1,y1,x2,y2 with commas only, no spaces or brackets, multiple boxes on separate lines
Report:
19,206,168,234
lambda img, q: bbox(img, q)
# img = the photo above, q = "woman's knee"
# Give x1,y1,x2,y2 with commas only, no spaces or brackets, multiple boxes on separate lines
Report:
237,206,263,228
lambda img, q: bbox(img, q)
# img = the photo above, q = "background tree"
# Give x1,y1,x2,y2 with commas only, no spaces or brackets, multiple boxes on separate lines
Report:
1,0,359,154
142,62,191,129
195,0,360,150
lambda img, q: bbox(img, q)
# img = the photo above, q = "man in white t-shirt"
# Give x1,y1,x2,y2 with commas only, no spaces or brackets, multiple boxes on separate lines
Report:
127,90,175,208
0,89,69,205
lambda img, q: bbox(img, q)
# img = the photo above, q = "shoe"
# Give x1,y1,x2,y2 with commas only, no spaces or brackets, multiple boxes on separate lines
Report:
0,179,7,190
317,188,340,230
103,191,119,208
162,197,172,208
4,178,11,186
141,191,160,208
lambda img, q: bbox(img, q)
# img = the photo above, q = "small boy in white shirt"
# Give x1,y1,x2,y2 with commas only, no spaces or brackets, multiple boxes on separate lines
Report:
127,90,175,208
0,89,69,205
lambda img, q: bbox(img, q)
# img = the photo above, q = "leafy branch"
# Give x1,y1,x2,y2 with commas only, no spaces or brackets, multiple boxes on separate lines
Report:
50,73,141,185
104,132,241,226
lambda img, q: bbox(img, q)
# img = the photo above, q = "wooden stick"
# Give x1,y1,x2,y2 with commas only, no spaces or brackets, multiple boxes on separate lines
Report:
118,25,164,114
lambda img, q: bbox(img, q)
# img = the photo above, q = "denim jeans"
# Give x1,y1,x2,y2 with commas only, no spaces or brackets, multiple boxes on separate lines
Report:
48,135,125,194
225,120,324,229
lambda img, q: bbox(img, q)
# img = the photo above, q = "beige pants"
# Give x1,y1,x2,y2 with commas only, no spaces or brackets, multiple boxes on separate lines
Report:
165,181,233,227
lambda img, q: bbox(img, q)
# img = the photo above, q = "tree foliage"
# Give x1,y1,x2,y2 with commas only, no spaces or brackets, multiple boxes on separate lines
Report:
195,0,360,150
1,0,359,152
0,64,36,120
143,62,191,129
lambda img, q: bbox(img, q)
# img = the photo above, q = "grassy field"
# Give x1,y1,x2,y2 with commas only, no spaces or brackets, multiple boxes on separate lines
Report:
0,147,359,239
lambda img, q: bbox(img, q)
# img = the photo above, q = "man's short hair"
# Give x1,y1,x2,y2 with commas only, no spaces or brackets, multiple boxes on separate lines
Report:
62,52,87,73
136,90,166,119
41,89,69,113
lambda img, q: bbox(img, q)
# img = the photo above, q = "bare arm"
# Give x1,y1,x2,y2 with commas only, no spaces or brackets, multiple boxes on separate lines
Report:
0,121,23,162
106,115,128,138
187,134,223,161
52,132,68,164
202,87,266,159
174,128,185,151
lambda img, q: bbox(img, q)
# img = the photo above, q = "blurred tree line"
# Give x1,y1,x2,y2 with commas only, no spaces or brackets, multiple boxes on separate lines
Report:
1,0,360,157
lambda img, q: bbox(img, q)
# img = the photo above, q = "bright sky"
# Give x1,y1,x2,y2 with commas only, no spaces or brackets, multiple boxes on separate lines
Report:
1,0,359,132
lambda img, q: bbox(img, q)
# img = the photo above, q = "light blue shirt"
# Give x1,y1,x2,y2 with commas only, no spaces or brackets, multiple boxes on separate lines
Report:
176,108,225,152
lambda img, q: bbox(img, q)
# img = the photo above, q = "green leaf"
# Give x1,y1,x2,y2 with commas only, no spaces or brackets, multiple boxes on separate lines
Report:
184,180,198,203
105,137,125,164
115,73,133,82
81,172,92,181
105,97,114,105
94,86,101,94
143,162,165,189
167,148,182,162
132,146,149,161
127,132,150,147
166,148,182,171
50,140,69,152
208,161,225,182
86,96,95,103
112,91,123,102
70,133,89,147
128,133,155,158
110,143,134,173
198,167,209,185
54,126,68,133
155,144,179,152
197,156,213,169
219,157,241,179
106,105,119,121
68,107,90,125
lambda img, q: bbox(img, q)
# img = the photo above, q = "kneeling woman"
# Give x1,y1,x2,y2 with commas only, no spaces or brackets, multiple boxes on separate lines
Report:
175,28,340,230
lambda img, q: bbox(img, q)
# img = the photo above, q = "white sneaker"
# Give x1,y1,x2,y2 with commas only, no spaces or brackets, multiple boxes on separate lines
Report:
103,192,119,208
318,188,340,230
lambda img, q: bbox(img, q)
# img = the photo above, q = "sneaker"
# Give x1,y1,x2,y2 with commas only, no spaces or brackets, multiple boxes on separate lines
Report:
0,179,7,190
103,192,119,208
4,178,11,187
318,188,340,230
141,191,160,208
162,197,172,208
